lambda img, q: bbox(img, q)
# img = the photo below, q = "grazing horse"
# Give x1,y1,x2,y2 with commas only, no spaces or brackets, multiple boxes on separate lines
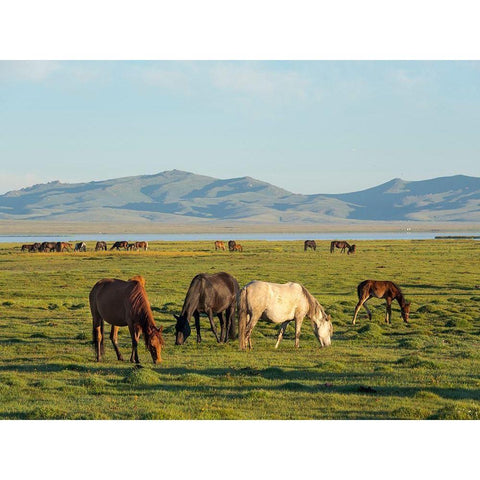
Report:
304,240,316,251
89,275,164,364
21,244,34,252
238,281,333,350
228,240,237,252
95,241,107,251
352,280,411,325
214,241,226,251
330,240,351,254
56,242,73,252
233,244,243,252
74,242,87,252
110,241,128,251
174,272,239,345
126,243,137,251
348,244,356,254
135,241,148,251
39,242,57,252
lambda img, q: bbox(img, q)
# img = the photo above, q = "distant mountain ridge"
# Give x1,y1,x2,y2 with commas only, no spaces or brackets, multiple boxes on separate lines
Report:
1,170,480,223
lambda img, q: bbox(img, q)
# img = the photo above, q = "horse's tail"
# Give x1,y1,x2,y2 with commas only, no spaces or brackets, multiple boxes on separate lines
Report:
89,289,105,357
330,241,334,253
238,287,248,350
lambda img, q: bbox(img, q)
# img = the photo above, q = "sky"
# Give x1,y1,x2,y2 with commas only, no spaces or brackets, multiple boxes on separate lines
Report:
1,60,480,195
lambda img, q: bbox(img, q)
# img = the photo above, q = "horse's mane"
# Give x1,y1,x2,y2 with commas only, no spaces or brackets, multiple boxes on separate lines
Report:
300,285,325,320
128,276,164,346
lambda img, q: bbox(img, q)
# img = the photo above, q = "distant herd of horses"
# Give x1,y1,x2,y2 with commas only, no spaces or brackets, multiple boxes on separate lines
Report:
90,270,410,365
304,239,356,254
20,240,149,253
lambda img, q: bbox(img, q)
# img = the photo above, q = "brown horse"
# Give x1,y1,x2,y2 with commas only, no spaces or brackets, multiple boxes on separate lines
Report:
110,241,128,251
214,241,226,251
56,242,73,252
330,240,351,253
95,241,107,251
39,242,57,252
127,243,137,251
135,241,148,251
304,240,316,251
352,280,411,325
233,244,243,252
21,244,34,252
228,240,237,252
89,275,164,364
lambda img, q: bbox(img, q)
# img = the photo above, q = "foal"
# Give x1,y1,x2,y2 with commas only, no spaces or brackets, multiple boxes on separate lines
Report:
352,280,410,325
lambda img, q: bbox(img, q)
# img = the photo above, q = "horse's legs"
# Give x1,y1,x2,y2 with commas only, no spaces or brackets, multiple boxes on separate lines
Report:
385,298,392,324
245,314,260,350
90,301,104,361
110,325,124,361
194,311,202,343
128,324,141,364
207,309,220,343
353,295,371,324
275,321,291,349
294,317,304,348
217,312,226,343
227,305,236,341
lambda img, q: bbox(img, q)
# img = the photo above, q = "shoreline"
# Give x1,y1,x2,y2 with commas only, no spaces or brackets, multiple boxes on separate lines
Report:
0,220,480,235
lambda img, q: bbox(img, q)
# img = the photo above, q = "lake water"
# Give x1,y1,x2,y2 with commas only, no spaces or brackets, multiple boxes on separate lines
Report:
0,231,478,243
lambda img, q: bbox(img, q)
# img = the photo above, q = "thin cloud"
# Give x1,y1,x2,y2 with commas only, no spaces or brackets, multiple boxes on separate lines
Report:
209,63,311,100
0,60,60,82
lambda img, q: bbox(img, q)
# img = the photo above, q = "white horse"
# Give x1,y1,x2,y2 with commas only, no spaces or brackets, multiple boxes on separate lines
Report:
238,280,333,350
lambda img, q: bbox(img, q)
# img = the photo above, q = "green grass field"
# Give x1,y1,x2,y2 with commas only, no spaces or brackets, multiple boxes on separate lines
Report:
0,239,479,419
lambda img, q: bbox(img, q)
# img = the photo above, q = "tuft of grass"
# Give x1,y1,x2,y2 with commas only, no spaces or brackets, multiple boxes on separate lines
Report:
445,318,471,329
430,403,480,420
396,354,439,369
356,323,384,340
391,406,430,419
122,367,160,386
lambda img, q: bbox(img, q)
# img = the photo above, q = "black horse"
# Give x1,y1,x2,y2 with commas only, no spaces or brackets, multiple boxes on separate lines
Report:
228,240,237,252
304,240,316,251
110,241,128,251
174,272,239,345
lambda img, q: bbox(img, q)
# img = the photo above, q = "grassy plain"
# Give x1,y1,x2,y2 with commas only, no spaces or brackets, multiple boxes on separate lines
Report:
0,239,479,419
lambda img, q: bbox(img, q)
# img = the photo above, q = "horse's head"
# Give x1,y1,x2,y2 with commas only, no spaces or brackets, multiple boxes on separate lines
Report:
402,302,411,322
147,325,164,364
348,244,356,254
174,314,191,345
312,312,333,347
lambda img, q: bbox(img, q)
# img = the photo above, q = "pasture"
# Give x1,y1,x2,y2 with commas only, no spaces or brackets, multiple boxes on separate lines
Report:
0,239,479,419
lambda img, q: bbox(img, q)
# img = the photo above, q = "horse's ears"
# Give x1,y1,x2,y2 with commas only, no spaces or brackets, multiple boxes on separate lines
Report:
158,325,163,333
327,314,332,322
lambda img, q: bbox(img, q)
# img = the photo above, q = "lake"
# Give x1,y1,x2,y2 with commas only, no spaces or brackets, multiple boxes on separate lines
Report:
0,231,478,243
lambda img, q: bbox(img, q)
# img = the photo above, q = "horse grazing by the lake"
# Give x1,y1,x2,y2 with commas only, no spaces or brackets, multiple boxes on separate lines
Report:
127,243,137,251
95,241,107,251
233,244,243,252
39,242,57,252
110,241,128,251
304,240,316,251
135,241,148,251
348,244,356,254
174,272,239,345
238,281,333,350
56,242,73,252
330,240,351,254
21,244,36,252
214,241,226,251
89,275,164,364
74,242,87,252
228,240,236,252
352,280,411,325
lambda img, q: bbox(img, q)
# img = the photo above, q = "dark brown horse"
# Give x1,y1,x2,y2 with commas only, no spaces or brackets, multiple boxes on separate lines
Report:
352,280,411,325
348,244,356,254
89,275,164,364
330,240,351,253
127,243,137,251
110,241,128,251
135,241,148,251
304,240,316,251
174,272,239,345
214,241,226,251
74,242,87,252
228,240,237,251
95,241,107,251
39,242,57,252
21,244,35,252
233,244,243,252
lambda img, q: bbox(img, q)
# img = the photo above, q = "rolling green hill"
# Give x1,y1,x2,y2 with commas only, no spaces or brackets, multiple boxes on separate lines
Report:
0,170,479,223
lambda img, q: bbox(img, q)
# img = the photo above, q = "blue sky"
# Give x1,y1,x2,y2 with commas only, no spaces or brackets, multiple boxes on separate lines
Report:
1,60,479,195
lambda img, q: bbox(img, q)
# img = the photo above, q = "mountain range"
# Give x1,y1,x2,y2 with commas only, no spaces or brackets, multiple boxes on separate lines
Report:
1,170,480,223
